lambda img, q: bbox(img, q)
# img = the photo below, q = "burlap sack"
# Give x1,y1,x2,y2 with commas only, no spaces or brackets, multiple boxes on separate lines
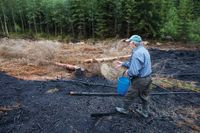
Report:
100,63,126,81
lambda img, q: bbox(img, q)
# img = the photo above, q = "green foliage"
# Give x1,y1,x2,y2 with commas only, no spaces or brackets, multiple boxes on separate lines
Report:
120,0,137,37
133,0,162,37
160,1,179,38
0,0,199,42
177,0,193,40
188,18,200,42
95,0,117,38
68,0,87,39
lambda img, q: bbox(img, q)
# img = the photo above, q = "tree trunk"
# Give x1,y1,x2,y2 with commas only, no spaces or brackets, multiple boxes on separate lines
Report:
0,17,5,34
54,24,57,36
127,21,130,37
60,27,63,35
84,21,86,38
1,6,9,36
11,8,17,32
33,17,37,34
114,16,117,35
46,23,49,34
19,11,24,33
28,22,31,33
39,15,42,33
71,21,75,38
91,2,95,39
92,19,95,39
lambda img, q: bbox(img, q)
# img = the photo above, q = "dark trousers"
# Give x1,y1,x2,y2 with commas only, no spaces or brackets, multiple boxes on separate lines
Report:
123,76,152,113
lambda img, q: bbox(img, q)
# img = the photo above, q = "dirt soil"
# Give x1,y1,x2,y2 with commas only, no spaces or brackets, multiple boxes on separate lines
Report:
0,38,200,133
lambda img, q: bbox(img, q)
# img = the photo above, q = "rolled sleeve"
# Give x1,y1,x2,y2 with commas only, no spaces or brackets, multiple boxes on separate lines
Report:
122,61,130,68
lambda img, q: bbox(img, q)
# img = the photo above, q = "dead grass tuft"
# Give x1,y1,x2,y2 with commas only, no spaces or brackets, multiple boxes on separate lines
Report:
0,103,21,112
46,88,59,94
177,119,200,132
0,38,61,66
152,77,200,92
25,42,59,66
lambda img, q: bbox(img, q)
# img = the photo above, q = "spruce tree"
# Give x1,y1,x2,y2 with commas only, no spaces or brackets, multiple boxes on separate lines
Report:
177,0,193,40
160,0,179,38
95,0,117,38
134,0,161,37
68,0,87,39
120,0,137,37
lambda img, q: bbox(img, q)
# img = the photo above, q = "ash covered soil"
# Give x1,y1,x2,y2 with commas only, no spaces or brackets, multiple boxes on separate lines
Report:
0,49,200,133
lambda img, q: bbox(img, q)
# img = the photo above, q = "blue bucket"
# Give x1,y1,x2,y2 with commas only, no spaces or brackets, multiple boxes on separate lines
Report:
117,76,130,95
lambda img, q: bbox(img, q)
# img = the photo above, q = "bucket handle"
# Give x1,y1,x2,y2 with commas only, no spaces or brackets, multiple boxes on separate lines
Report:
122,70,127,77
122,70,131,86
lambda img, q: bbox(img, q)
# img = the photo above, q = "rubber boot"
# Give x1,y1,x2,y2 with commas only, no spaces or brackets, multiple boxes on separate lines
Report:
135,108,148,118
115,107,130,115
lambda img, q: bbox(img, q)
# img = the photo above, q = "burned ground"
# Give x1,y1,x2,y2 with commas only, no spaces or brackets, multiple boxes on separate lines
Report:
0,48,200,133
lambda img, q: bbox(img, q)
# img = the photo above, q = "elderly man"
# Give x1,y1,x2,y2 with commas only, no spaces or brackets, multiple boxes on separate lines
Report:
115,35,152,118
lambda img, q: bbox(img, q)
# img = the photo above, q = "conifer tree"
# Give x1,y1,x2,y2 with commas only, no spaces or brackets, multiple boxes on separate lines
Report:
160,0,179,38
68,0,87,39
0,0,199,42
177,0,193,40
95,0,117,38
120,0,137,37
133,0,161,37
0,0,9,35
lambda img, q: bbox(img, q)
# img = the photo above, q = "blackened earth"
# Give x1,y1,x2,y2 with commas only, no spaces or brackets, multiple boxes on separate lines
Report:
0,49,200,133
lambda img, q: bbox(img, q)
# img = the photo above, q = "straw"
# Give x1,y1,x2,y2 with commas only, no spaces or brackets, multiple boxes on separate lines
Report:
100,63,126,81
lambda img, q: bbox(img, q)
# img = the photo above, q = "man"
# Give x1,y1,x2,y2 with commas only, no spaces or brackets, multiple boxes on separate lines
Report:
115,35,152,118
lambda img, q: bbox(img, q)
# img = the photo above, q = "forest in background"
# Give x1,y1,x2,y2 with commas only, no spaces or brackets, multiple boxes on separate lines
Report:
0,0,200,42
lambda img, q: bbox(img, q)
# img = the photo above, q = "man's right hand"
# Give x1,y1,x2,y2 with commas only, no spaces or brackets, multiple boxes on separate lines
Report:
114,61,123,69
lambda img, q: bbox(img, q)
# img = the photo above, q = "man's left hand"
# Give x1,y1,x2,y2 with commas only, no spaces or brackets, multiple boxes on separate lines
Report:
124,70,128,76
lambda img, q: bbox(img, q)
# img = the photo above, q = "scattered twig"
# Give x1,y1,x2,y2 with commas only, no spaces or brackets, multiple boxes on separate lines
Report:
37,123,42,130
94,117,104,127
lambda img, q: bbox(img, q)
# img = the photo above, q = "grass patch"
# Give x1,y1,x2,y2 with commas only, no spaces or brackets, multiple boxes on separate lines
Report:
152,77,200,92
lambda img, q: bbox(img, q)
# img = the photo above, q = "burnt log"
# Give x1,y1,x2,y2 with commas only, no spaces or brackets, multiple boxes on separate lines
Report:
68,91,200,96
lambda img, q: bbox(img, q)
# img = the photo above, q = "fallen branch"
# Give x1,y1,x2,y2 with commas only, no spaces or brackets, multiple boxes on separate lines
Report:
83,55,131,63
69,91,121,96
68,91,200,96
